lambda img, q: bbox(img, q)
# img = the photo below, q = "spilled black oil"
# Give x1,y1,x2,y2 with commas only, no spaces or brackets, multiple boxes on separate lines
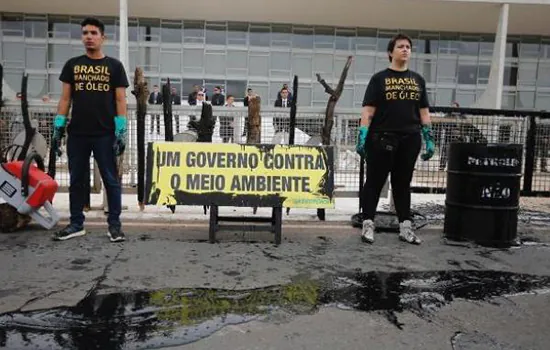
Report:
1,270,549,349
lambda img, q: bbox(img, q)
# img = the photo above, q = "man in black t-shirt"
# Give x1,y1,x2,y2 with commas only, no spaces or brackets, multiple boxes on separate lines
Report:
355,33,435,246
51,17,129,242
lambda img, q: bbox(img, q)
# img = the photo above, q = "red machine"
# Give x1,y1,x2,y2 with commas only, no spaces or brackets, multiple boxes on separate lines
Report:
0,152,60,230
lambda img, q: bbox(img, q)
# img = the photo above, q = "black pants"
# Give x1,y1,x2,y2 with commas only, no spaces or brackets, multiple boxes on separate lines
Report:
361,131,421,223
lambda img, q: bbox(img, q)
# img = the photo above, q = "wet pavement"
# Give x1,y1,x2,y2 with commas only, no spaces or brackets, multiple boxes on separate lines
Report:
0,221,549,349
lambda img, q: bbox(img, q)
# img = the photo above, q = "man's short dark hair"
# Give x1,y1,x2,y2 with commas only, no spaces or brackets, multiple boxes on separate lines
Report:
215,86,221,90
281,87,288,92
227,94,234,99
387,33,413,62
81,17,105,35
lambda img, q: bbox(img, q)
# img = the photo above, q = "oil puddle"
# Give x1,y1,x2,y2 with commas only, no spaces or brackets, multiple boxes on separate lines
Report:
1,270,549,349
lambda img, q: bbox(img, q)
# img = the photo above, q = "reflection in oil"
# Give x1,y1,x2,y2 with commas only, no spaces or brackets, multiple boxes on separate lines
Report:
1,270,549,349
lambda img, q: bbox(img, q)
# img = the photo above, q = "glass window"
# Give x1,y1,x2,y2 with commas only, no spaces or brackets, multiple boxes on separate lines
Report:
24,15,47,38
377,31,397,52
517,62,538,86
501,92,516,109
249,25,270,47
128,19,139,42
459,37,480,56
535,93,550,111
374,57,389,73
297,84,312,106
292,55,313,79
227,50,248,69
247,83,268,103
270,51,291,73
248,53,269,76
2,14,24,36
182,48,203,67
541,39,550,59
479,35,494,56
457,65,477,85
313,84,328,102
477,63,490,84
27,75,48,99
182,79,203,100
100,17,117,41
203,80,224,98
4,69,23,96
354,55,375,77
140,46,160,72
314,26,334,49
340,86,354,107
161,20,182,43
506,41,518,58
70,17,85,39
226,80,247,101
160,77,182,98
436,34,460,55
537,64,550,88
103,45,119,60
419,32,439,54
139,19,161,42
292,27,314,49
354,28,377,52
48,74,62,98
313,54,333,75
2,42,25,68
129,47,139,71
228,22,247,46
516,90,535,109
416,58,437,83
519,37,540,59
455,90,476,107
503,65,517,86
436,58,457,83
206,22,226,45
271,24,292,47
354,84,367,105
184,21,205,43
205,51,226,75
436,88,455,106
334,56,355,81
49,15,71,38
26,45,47,70
160,49,182,74
426,88,436,106
335,28,355,51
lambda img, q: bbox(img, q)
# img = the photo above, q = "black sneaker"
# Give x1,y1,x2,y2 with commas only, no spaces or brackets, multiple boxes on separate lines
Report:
108,226,125,242
52,225,86,241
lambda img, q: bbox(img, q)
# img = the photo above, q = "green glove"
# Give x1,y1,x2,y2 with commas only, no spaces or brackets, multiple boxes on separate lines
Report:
356,126,369,158
52,114,67,156
421,125,435,161
114,115,127,156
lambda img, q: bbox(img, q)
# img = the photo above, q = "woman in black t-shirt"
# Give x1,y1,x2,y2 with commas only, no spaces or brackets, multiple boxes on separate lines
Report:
355,33,435,245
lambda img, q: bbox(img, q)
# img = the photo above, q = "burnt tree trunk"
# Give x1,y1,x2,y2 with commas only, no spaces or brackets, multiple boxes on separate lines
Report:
318,55,353,146
131,67,148,211
189,103,216,142
247,95,261,144
316,55,353,221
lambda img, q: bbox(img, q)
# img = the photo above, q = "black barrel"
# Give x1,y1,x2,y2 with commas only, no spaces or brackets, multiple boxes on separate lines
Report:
443,143,523,248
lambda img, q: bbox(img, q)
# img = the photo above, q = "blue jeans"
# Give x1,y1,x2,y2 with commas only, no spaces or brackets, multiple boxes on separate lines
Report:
67,134,121,229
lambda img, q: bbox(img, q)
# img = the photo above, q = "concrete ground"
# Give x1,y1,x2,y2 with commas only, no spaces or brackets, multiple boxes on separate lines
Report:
0,192,549,349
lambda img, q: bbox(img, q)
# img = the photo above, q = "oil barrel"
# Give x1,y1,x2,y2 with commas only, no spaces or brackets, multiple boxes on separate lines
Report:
443,143,523,247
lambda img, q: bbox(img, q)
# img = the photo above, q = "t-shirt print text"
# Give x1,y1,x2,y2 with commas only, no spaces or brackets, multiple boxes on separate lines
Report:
73,65,111,92
384,77,421,101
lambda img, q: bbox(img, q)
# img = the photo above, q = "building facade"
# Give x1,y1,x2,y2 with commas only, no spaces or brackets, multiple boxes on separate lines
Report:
1,0,550,110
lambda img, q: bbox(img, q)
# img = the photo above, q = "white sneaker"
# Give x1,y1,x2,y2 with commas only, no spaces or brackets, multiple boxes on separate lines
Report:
399,220,421,245
361,219,375,244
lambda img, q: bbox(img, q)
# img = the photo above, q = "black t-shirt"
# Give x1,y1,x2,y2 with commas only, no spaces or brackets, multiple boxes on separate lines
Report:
362,68,429,133
59,55,129,136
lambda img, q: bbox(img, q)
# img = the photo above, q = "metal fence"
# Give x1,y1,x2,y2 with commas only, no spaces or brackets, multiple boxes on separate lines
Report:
1,101,549,197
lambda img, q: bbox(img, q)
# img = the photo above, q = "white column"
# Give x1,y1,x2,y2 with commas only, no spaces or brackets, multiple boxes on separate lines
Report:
473,3,509,109
119,0,129,77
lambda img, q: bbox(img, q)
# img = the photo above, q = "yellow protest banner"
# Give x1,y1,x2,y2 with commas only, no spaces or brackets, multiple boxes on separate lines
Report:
145,142,335,209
